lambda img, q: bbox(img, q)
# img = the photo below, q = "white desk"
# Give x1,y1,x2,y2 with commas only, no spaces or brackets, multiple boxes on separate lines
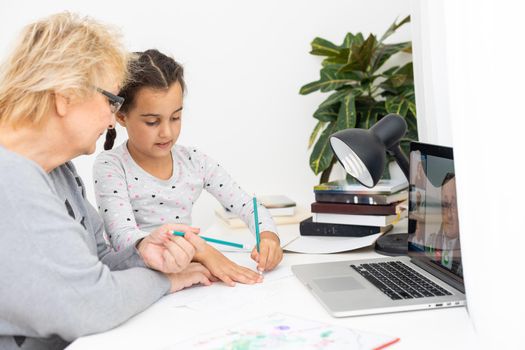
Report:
69,223,479,350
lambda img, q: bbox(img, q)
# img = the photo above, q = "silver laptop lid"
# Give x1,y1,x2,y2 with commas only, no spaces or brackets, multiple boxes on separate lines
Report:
407,142,464,292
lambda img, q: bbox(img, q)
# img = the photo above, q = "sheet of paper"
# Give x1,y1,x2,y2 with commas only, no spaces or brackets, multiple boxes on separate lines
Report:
227,253,293,282
162,276,285,312
184,282,281,312
282,232,382,254
157,253,293,310
163,313,399,350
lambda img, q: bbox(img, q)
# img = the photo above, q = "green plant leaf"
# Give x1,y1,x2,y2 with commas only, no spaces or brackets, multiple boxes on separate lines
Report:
356,103,375,129
379,62,414,96
320,48,350,66
390,74,409,88
310,37,341,57
322,56,349,65
379,15,411,43
310,122,336,175
321,63,344,70
357,101,386,130
397,62,414,74
381,66,399,76
354,33,365,45
300,67,361,95
371,42,412,72
299,80,323,95
318,89,349,109
405,114,418,140
340,33,355,48
308,121,327,149
313,104,339,122
408,100,417,117
354,34,377,68
385,96,409,116
392,63,414,87
300,68,361,95
360,109,372,130
337,93,357,130
338,34,377,73
369,111,380,129
319,69,363,93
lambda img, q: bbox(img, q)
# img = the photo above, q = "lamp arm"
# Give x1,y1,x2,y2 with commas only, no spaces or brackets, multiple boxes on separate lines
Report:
387,143,409,180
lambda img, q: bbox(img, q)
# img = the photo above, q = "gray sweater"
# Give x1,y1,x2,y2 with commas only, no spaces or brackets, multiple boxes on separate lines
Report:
0,146,170,350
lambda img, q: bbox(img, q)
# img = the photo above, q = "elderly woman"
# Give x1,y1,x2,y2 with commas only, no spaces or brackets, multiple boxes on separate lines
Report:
0,12,211,350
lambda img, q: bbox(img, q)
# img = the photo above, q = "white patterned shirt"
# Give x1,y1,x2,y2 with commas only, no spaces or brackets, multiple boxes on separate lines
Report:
93,142,277,251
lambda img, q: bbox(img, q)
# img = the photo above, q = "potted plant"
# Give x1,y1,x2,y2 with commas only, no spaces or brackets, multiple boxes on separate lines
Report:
300,15,417,183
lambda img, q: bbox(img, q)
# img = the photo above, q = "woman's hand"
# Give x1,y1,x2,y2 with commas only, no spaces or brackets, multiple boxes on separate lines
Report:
137,223,205,273
251,231,283,272
194,244,263,286
167,262,213,293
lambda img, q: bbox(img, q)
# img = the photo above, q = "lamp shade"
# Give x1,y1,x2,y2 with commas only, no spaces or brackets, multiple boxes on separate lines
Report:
329,113,409,188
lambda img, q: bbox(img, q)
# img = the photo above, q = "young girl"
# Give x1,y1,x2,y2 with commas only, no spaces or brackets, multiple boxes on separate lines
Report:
93,49,283,286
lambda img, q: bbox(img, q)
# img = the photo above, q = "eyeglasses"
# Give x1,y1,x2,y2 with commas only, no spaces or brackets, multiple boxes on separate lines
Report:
96,87,124,114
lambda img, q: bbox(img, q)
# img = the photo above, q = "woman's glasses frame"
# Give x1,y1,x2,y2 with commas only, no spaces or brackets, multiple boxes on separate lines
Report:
96,87,124,114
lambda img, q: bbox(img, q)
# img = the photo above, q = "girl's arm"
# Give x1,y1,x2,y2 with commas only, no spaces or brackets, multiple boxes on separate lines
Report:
93,152,148,251
197,149,283,271
198,150,278,238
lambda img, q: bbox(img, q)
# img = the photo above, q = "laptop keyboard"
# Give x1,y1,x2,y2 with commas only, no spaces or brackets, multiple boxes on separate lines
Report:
350,261,453,300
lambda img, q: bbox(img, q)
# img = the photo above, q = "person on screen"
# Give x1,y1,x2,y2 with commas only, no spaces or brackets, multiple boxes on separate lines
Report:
411,220,427,248
409,156,426,248
427,173,460,269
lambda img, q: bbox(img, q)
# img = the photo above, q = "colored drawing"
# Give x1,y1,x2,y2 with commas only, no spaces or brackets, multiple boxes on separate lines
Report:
165,313,399,350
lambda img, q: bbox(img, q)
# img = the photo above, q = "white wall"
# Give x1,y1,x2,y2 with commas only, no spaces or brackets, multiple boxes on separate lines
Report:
415,0,525,348
410,0,452,146
0,0,412,229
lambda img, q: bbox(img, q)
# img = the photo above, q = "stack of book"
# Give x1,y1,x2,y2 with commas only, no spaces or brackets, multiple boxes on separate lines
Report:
216,195,309,228
300,178,409,237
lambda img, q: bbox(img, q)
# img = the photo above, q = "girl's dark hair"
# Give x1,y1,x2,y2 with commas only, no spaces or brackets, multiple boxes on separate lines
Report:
441,172,455,187
104,49,185,150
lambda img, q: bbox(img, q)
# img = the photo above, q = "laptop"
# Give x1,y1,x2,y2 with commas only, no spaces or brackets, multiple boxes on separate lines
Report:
292,142,466,317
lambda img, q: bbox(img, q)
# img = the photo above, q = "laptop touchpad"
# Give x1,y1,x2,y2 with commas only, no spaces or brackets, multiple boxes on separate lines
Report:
313,276,364,292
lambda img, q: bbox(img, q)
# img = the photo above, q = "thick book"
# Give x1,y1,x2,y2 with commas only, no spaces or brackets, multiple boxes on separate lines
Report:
299,217,392,237
312,210,406,227
314,178,408,195
311,201,403,216
315,189,408,205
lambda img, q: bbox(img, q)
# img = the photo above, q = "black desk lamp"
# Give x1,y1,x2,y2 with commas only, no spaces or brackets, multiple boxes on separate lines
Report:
329,113,410,256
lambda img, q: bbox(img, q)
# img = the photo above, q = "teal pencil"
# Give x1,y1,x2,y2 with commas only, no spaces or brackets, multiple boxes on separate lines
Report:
253,197,261,253
172,231,244,249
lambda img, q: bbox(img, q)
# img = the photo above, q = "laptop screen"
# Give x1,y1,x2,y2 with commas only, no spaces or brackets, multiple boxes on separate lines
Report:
407,142,463,284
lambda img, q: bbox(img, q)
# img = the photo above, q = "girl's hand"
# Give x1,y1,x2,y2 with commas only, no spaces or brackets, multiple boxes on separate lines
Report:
167,262,213,293
137,223,205,273
251,231,283,272
194,245,262,286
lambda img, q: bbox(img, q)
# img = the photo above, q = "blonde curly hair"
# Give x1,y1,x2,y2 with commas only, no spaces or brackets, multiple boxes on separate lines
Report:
0,12,129,128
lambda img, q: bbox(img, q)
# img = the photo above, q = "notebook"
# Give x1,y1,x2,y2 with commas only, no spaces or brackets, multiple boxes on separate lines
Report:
292,142,466,317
